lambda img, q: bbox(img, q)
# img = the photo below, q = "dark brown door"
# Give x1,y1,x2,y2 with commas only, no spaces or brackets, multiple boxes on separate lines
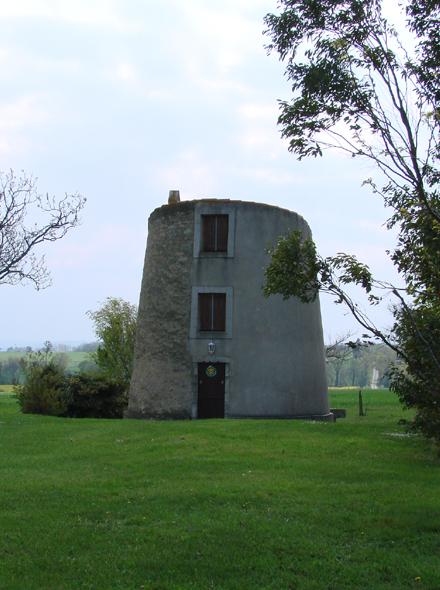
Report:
198,363,225,418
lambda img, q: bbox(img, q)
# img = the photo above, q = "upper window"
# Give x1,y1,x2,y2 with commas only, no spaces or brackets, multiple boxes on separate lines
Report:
201,215,229,253
198,293,226,331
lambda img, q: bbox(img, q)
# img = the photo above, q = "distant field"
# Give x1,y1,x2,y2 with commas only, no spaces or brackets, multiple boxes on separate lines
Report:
0,384,13,394
1,389,439,590
0,351,92,373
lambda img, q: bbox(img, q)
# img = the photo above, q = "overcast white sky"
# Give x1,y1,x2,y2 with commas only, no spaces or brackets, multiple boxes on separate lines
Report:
0,0,400,348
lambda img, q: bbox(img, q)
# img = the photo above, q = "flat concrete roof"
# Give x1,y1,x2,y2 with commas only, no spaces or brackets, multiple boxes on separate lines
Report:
149,198,307,225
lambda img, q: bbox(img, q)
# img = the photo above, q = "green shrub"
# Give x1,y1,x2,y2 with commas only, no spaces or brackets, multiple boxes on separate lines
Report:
77,358,100,373
15,342,127,419
16,345,67,416
65,373,127,418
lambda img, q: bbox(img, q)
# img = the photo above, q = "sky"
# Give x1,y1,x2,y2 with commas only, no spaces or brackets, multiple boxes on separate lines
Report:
0,0,401,349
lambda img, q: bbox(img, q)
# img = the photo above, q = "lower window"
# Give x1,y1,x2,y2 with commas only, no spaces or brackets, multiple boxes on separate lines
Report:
198,293,226,331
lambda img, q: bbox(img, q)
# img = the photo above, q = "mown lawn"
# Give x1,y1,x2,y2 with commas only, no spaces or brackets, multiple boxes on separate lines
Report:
0,390,439,590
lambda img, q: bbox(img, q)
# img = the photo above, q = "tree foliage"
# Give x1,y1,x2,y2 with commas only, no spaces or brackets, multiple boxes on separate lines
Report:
264,0,440,444
87,297,137,389
0,170,86,289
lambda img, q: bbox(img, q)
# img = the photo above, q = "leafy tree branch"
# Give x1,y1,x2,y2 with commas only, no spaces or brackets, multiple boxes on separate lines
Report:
264,0,440,445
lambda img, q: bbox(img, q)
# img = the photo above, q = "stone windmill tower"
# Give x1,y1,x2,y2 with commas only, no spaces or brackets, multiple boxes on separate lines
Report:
127,193,331,420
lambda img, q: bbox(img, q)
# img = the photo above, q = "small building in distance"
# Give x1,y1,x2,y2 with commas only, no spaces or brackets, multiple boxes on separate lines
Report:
127,193,331,420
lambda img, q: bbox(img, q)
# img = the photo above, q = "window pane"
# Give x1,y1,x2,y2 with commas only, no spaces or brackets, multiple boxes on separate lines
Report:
198,293,226,332
201,215,216,252
216,215,228,252
201,214,228,252
199,293,212,331
213,293,226,331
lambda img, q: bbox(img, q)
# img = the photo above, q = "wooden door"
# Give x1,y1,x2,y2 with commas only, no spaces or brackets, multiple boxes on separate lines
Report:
197,363,225,418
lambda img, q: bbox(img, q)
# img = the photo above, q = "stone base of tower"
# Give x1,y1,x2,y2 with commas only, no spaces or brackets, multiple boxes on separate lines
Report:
124,407,192,420
125,407,335,422
227,412,335,421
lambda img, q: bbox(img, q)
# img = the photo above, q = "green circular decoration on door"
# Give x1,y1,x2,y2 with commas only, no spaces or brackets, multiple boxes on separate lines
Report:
206,365,217,378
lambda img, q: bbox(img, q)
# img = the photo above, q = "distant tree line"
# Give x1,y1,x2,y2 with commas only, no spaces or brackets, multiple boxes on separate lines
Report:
0,342,99,384
0,357,23,385
1,342,98,353
73,342,99,353
326,343,397,388
3,346,34,353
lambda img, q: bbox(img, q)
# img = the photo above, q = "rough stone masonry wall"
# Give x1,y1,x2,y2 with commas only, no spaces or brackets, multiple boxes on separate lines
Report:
127,202,195,418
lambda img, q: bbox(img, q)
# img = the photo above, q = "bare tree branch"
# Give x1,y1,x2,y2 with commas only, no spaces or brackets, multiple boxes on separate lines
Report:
0,170,86,289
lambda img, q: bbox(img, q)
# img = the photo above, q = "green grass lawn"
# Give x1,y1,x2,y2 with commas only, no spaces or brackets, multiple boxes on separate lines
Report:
1,389,439,590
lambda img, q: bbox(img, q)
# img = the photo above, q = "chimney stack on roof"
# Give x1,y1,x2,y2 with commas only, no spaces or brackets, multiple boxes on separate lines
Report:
168,190,180,204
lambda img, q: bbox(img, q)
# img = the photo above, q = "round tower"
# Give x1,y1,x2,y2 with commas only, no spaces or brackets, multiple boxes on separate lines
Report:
127,197,331,420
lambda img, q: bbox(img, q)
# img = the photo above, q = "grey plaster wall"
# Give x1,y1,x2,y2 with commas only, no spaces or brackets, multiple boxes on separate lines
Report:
189,201,329,418
126,202,195,418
